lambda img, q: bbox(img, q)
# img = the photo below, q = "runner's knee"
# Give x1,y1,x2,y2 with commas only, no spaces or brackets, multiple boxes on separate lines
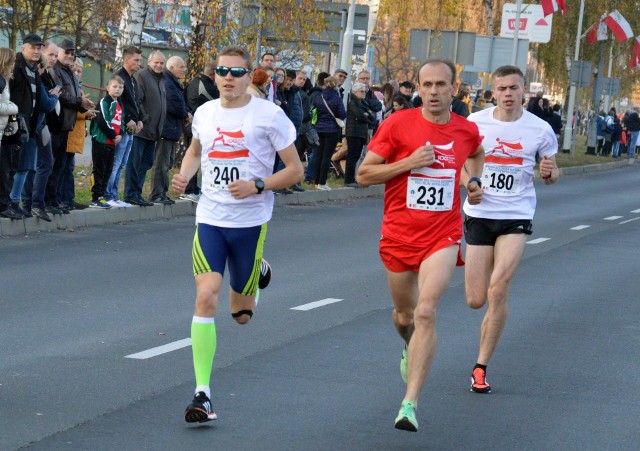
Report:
413,302,437,326
487,282,509,304
466,291,486,309
195,289,218,316
394,308,414,327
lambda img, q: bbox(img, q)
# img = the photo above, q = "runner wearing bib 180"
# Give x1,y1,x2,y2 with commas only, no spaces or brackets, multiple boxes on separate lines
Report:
171,45,303,424
461,65,559,395
357,57,485,432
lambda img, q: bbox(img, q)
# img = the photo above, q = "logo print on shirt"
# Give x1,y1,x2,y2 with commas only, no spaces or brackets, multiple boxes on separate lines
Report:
209,128,249,159
429,141,456,168
112,106,122,125
486,138,524,165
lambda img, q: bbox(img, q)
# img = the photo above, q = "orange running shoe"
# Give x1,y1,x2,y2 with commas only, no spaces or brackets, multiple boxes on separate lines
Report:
470,367,491,393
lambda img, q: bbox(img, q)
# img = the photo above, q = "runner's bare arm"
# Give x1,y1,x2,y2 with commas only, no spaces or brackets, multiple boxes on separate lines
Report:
356,145,435,187
228,143,303,199
462,145,485,205
172,138,202,194
460,145,485,187
539,155,559,185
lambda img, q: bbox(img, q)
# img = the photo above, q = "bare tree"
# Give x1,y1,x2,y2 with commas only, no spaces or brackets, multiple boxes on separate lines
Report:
116,0,147,64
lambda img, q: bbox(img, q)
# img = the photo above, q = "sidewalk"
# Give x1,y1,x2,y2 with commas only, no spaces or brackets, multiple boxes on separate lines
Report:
0,159,633,237
0,185,385,237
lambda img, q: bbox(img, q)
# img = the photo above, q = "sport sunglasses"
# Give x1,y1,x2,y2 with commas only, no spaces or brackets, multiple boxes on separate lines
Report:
215,66,250,77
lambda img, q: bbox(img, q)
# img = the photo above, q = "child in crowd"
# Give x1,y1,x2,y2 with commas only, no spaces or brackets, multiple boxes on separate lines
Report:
89,75,125,208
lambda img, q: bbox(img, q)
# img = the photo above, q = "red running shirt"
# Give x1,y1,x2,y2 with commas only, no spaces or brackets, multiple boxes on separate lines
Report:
368,108,482,246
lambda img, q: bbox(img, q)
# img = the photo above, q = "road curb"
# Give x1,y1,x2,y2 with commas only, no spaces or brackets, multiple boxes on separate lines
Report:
0,185,386,237
534,158,633,178
1,160,634,237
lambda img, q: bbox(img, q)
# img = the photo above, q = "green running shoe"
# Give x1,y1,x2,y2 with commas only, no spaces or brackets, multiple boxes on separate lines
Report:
400,346,408,384
394,400,418,432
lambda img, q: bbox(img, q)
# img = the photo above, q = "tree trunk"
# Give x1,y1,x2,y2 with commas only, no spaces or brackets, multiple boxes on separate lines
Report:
186,0,208,80
483,0,493,36
115,0,148,66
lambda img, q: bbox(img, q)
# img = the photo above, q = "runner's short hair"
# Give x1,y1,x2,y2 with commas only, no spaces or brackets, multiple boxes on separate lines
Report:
418,58,457,84
493,65,524,83
220,45,253,71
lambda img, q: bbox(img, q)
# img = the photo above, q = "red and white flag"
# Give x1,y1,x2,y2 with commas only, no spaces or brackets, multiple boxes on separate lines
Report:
632,37,640,69
587,13,608,43
541,0,567,17
604,10,634,42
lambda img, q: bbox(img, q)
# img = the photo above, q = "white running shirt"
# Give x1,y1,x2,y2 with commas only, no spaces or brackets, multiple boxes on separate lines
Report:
463,107,558,220
192,96,296,227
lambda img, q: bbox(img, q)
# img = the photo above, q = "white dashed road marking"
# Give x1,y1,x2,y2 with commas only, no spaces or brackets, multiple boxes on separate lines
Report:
526,238,551,244
126,338,192,359
604,216,623,220
631,209,640,213
619,217,640,225
570,225,590,230
291,298,344,311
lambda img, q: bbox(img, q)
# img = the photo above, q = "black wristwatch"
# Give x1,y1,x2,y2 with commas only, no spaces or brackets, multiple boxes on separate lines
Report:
468,177,482,188
254,179,265,194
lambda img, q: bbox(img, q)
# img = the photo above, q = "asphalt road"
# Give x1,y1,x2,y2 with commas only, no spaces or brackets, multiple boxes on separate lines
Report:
1,165,639,450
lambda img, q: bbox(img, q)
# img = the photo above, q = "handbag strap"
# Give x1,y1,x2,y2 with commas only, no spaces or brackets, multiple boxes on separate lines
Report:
321,94,337,119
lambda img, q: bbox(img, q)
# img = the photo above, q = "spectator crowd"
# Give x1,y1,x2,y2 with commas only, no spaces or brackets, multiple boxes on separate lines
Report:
2,35,638,222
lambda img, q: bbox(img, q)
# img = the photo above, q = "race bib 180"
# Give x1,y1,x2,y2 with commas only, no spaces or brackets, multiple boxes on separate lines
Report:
482,163,523,196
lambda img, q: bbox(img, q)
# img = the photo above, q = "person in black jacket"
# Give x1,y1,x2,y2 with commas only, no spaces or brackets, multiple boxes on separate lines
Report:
611,116,623,158
182,61,219,202
150,56,191,204
104,46,143,207
5,34,44,217
45,39,95,212
344,82,373,187
22,44,62,220
622,106,640,159
356,70,382,133
547,104,563,142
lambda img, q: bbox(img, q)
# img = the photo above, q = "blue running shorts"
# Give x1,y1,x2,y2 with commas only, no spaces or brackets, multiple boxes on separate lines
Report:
192,222,268,295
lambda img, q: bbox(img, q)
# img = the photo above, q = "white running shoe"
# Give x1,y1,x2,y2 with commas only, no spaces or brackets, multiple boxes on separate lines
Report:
116,200,132,208
106,199,120,208
316,184,331,191
180,193,200,203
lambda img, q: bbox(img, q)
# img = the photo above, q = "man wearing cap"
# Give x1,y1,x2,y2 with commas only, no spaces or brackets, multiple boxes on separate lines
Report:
333,68,348,99
4,33,44,218
399,81,415,103
45,38,95,212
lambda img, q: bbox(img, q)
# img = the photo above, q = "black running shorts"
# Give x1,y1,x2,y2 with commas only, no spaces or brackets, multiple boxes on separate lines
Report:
464,215,532,246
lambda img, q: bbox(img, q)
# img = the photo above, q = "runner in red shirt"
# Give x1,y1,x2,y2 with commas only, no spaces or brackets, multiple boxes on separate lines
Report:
357,58,485,432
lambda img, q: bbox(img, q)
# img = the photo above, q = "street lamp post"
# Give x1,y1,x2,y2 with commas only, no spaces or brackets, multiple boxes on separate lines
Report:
561,0,586,154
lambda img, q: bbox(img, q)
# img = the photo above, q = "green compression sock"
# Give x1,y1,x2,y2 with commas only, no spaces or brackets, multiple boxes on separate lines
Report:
191,316,217,391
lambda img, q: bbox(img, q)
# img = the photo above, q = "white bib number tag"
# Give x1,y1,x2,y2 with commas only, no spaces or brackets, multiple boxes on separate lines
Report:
208,158,249,191
406,168,455,211
483,164,523,196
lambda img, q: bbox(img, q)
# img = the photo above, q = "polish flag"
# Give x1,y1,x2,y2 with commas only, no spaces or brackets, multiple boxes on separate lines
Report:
541,0,567,17
587,13,608,43
604,10,634,42
632,37,640,69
